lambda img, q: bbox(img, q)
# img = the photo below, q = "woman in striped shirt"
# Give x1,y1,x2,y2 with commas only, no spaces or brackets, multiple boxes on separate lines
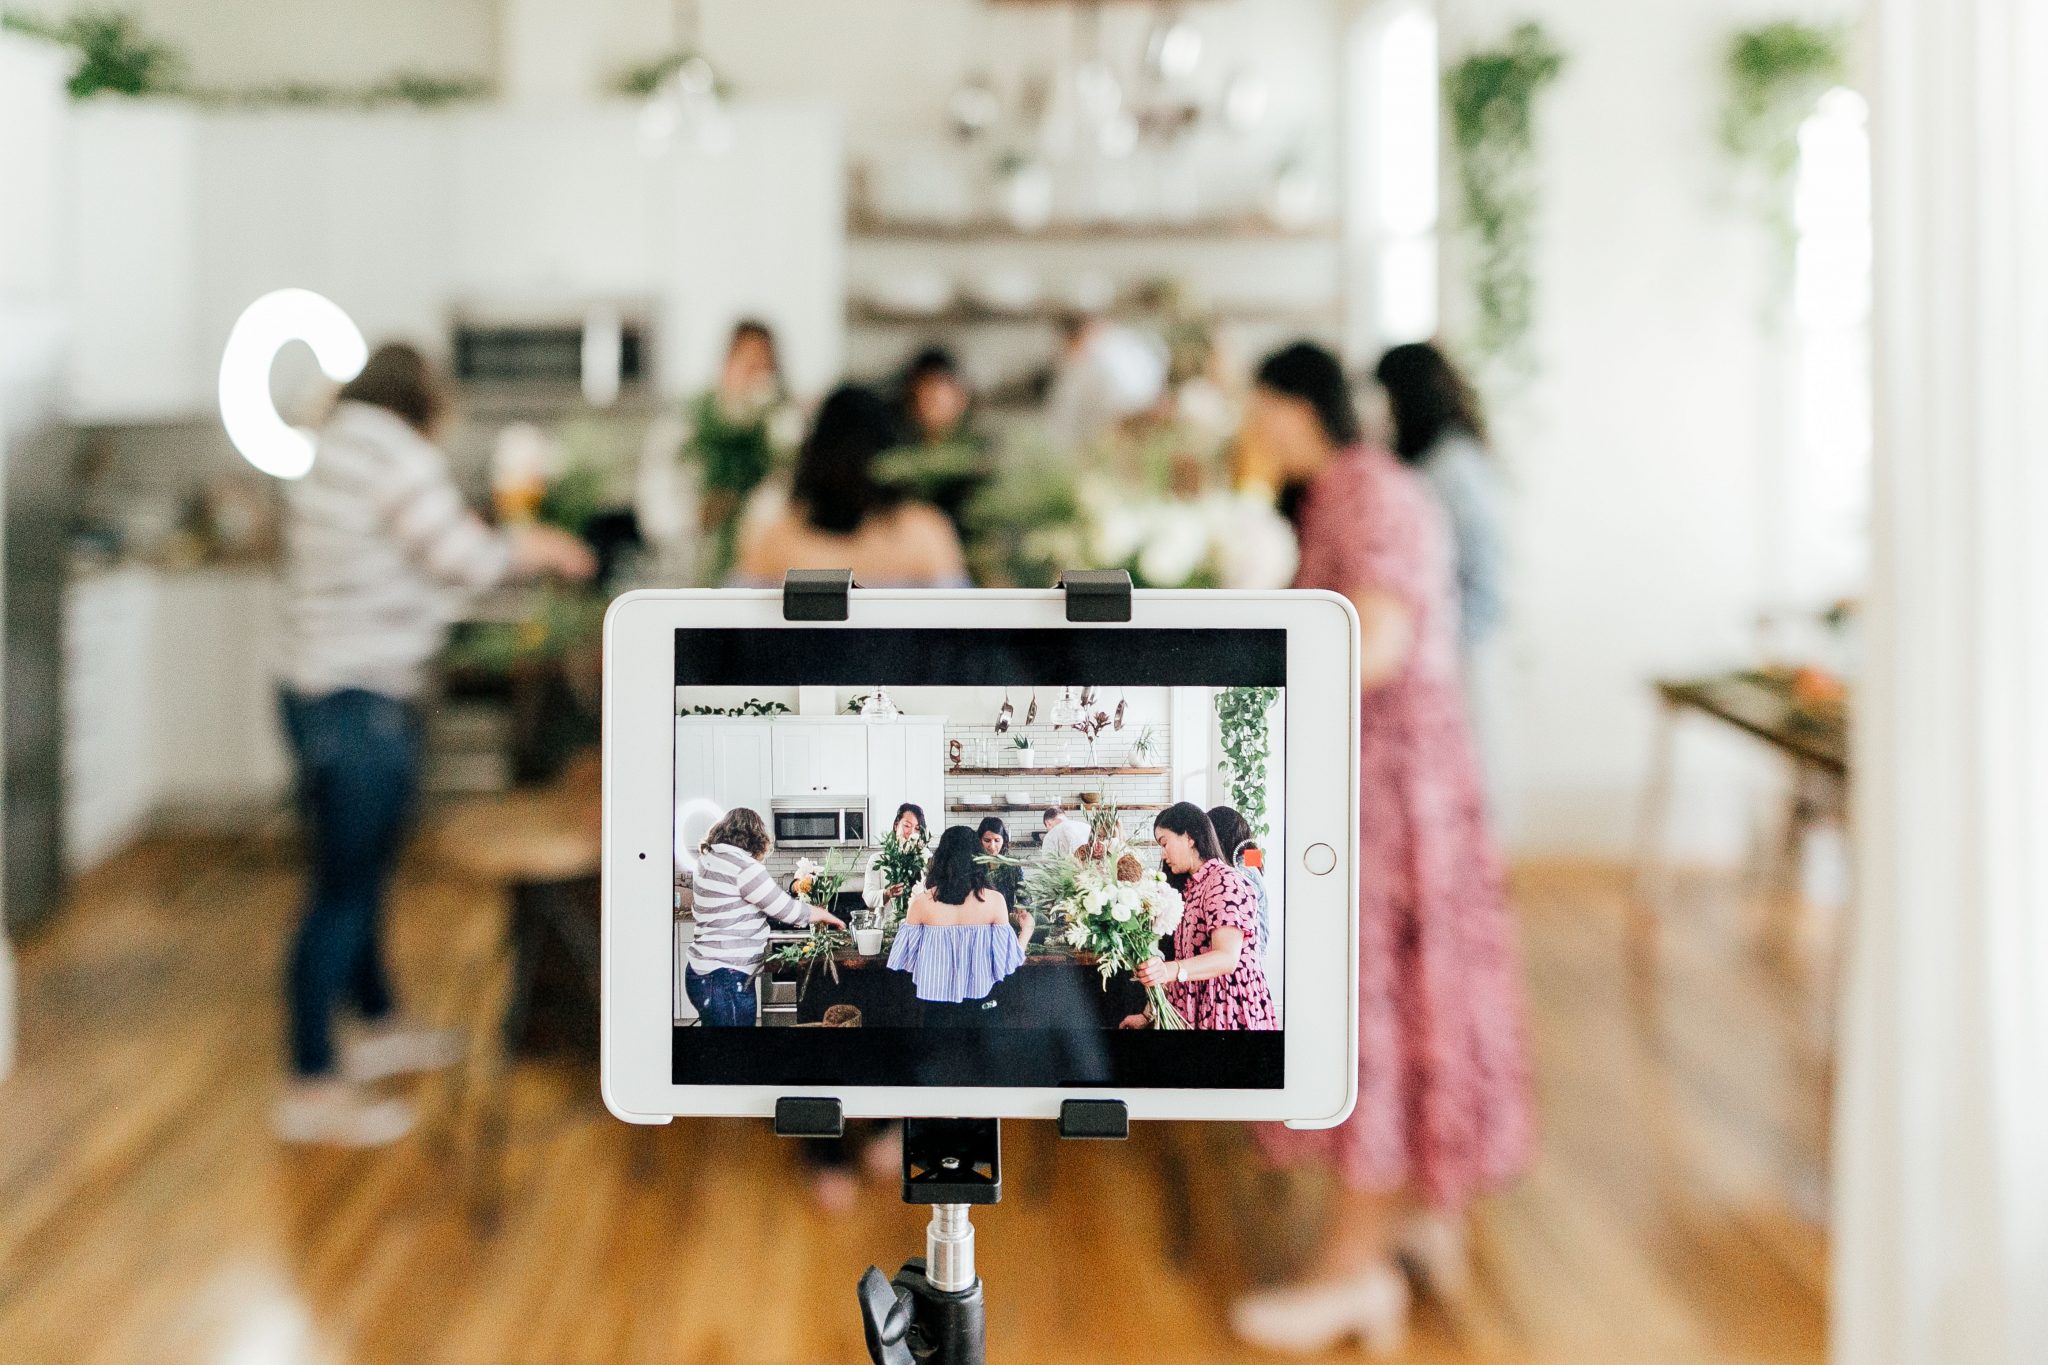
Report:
688,807,844,1026
274,343,594,1148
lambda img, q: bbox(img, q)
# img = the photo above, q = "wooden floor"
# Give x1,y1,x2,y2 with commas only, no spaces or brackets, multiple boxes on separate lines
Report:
0,836,1830,1364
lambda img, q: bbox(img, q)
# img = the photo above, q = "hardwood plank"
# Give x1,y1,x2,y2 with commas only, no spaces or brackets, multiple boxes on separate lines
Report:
0,838,1831,1364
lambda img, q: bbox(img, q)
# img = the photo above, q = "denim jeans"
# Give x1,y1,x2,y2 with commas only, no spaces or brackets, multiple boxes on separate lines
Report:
279,688,422,1077
685,966,758,1027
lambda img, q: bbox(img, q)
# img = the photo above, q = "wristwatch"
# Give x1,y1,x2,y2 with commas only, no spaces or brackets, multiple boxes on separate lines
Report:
1175,963,1189,985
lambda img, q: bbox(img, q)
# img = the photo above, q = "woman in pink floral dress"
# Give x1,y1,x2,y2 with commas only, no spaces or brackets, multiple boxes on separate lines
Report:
1128,803,1277,1030
1233,343,1533,1356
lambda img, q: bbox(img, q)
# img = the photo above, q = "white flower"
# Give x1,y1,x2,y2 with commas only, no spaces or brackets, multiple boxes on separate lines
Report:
1090,501,1150,566
1216,496,1300,589
1137,513,1211,588
792,857,821,881
1147,884,1185,936
1083,885,1110,916
1066,924,1090,949
767,403,806,451
1109,901,1133,922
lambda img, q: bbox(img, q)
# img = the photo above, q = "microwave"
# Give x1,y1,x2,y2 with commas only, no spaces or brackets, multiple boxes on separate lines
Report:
769,797,868,849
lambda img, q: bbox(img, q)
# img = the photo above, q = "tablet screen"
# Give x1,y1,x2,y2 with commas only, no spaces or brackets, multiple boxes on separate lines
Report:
670,627,1287,1090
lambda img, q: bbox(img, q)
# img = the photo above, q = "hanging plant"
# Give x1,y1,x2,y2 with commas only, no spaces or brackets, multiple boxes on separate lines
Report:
1443,21,1566,376
1215,687,1279,840
3,9,184,99
1720,21,1850,284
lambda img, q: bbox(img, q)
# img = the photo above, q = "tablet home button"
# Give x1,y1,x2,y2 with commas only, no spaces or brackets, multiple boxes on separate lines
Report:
1303,842,1337,876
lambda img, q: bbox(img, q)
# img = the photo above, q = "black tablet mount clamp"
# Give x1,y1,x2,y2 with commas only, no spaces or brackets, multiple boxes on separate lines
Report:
776,569,1136,1363
776,1099,1130,1365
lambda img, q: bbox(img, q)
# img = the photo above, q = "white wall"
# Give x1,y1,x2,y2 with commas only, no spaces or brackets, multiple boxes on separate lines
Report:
1443,0,1860,860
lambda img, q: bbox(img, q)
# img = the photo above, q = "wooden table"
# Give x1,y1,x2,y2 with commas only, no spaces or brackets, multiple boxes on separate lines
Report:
1630,672,1849,988
776,948,1144,1029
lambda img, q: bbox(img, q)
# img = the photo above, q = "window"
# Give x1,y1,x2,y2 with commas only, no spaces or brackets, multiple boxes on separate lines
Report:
1356,1,1440,348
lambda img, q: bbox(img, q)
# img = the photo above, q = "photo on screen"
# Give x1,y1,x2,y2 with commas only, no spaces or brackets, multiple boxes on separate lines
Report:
668,627,1288,1089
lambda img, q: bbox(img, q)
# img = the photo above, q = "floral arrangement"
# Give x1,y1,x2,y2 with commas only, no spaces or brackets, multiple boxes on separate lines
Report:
763,851,856,990
1022,478,1298,590
791,850,853,909
872,829,930,923
1003,830,1188,1028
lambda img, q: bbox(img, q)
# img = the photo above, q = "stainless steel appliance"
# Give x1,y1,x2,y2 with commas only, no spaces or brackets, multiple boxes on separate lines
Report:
769,796,868,849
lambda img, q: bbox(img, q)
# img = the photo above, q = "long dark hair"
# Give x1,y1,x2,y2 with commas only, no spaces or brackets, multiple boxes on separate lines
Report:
974,815,1009,853
1152,801,1227,893
791,385,906,535
1374,341,1487,463
891,802,927,839
925,825,992,905
1255,341,1361,448
1205,806,1254,863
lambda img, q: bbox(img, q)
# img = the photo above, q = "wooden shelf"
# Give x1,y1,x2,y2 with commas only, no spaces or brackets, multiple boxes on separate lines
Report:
950,802,1167,814
946,765,1166,777
848,300,1339,330
849,214,1339,244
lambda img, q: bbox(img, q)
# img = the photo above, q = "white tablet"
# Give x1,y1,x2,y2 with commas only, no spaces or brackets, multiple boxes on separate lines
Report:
600,587,1359,1128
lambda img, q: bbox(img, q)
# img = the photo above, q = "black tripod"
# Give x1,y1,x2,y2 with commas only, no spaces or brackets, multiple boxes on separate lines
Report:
857,1118,1000,1365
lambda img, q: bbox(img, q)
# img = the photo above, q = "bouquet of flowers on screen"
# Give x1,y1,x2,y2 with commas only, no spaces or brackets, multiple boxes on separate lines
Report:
872,828,929,923
1008,835,1188,1029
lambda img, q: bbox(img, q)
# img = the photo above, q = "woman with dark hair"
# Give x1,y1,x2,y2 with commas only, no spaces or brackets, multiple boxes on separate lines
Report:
888,826,1024,1026
1232,341,1531,1352
1205,804,1270,954
975,816,1032,951
1125,803,1276,1032
898,346,977,448
272,342,594,1148
1373,342,1503,665
733,385,967,586
682,319,793,582
861,802,930,918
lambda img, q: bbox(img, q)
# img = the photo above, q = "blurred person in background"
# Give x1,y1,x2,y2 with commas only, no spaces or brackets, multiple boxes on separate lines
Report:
1206,804,1270,955
732,384,967,587
273,342,596,1146
1374,342,1507,789
1039,805,1090,860
888,346,989,541
1044,312,1169,454
1231,342,1531,1353
975,815,1032,951
637,318,796,583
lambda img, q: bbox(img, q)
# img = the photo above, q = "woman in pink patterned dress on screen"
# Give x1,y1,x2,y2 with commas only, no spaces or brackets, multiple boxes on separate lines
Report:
1127,803,1277,1030
1232,343,1533,1356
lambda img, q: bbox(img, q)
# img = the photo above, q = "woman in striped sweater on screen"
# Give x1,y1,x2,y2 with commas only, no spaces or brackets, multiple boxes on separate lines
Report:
687,807,845,1027
273,343,595,1149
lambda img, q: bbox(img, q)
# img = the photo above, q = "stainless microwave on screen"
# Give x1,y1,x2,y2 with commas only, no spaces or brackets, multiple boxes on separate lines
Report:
769,798,868,848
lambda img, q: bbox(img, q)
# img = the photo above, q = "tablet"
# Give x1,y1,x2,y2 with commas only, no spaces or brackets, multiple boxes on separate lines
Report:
601,587,1359,1128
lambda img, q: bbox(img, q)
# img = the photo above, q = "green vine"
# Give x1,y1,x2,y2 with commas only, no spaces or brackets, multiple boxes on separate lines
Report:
1443,21,1566,376
681,699,791,717
1720,21,1850,289
1215,687,1279,840
3,9,182,98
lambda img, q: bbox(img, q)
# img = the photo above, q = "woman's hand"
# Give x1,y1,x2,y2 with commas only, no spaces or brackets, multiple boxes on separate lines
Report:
886,883,905,900
1119,1012,1152,1030
512,525,598,582
1134,957,1173,989
809,907,847,931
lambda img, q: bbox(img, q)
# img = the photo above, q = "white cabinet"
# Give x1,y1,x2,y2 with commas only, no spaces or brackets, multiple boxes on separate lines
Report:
771,721,868,798
676,717,775,822
63,569,154,870
64,103,203,421
865,719,947,845
62,568,292,872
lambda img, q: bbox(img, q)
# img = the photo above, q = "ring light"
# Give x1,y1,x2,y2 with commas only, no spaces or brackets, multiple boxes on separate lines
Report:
218,289,367,479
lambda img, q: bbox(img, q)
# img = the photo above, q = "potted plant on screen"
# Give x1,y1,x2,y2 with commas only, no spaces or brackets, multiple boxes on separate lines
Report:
1013,733,1036,769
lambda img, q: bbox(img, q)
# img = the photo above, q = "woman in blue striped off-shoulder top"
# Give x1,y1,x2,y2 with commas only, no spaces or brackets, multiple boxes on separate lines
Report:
888,826,1026,1026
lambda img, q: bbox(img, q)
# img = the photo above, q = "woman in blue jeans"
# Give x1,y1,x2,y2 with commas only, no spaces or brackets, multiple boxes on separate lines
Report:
686,807,844,1024
274,343,593,1146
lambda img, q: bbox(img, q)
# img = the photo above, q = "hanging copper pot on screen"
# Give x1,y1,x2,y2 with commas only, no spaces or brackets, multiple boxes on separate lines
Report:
996,688,1013,734
1113,688,1126,730
1026,689,1038,726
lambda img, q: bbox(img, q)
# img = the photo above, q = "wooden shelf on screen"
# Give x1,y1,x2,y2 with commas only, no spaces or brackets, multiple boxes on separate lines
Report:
946,765,1165,777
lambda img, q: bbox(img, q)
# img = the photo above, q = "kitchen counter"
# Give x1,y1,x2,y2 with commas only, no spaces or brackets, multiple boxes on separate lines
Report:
778,945,1145,1029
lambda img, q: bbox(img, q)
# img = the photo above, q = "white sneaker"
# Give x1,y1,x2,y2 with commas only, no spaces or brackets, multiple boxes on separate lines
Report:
273,1081,416,1147
341,1021,464,1084
1230,1261,1410,1357
1396,1208,1471,1300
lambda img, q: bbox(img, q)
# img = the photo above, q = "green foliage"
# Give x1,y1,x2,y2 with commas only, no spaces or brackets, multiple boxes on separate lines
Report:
5,9,184,98
613,50,732,99
537,463,607,537
873,830,930,922
1444,21,1566,374
1215,686,1279,840
681,699,791,717
1721,21,1850,277
962,454,1083,587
